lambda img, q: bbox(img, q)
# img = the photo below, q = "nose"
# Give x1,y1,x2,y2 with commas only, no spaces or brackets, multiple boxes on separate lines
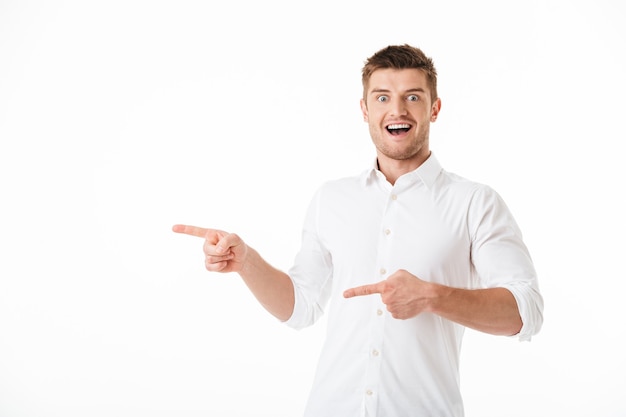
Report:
390,99,408,117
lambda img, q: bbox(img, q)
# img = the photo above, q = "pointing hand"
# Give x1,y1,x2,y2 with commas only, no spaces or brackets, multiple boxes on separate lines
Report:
343,269,436,320
172,224,248,273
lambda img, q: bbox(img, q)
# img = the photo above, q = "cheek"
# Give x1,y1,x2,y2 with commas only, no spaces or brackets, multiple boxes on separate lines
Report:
364,107,384,124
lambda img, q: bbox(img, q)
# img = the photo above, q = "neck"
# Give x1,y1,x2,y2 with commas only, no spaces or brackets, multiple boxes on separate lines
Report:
377,151,431,185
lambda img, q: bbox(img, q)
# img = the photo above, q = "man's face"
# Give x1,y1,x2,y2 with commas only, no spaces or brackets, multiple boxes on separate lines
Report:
360,68,441,164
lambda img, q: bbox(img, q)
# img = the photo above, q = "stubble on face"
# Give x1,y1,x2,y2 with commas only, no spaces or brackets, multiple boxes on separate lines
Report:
368,118,430,162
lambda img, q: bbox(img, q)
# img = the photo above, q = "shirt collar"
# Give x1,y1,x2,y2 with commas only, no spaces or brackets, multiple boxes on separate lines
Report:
361,152,443,189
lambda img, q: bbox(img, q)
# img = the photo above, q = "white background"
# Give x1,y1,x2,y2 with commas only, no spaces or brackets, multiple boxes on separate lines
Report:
1,0,625,416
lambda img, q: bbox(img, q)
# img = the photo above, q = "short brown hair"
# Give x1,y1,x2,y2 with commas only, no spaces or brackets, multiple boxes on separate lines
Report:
361,44,438,102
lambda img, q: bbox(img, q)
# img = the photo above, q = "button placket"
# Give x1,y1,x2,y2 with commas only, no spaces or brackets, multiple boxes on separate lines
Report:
364,187,398,416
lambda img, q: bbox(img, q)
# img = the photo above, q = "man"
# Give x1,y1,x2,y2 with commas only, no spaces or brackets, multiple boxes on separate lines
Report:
173,44,543,417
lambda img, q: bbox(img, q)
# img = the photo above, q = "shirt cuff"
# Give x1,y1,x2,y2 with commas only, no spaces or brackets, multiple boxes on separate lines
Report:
502,282,544,341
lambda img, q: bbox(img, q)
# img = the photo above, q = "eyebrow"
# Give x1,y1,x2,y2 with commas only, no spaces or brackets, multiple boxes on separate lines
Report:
370,87,426,95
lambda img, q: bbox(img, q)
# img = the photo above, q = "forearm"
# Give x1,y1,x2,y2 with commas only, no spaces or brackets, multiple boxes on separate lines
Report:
429,285,522,336
239,247,295,322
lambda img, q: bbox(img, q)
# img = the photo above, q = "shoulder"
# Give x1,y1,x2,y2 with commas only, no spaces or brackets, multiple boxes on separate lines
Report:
314,170,368,196
434,170,515,226
436,169,499,200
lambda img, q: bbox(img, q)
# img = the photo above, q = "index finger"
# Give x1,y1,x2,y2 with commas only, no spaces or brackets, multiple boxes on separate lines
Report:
172,224,209,238
343,281,386,299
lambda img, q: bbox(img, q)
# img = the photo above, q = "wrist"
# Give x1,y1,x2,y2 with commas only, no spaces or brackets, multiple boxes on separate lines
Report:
426,282,453,314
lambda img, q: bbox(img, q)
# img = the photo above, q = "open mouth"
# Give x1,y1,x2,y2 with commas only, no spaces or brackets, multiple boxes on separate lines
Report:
386,123,411,136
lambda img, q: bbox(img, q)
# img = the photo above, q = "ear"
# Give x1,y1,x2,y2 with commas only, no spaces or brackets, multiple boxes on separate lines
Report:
430,98,442,122
360,98,369,122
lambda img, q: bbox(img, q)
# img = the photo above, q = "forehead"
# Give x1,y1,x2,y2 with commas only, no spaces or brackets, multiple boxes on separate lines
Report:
366,68,430,94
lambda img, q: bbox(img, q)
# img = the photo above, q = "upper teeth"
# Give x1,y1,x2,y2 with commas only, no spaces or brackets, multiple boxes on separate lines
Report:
388,124,410,129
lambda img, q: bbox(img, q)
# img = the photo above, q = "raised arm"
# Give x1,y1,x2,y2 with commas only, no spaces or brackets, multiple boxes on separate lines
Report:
172,224,295,321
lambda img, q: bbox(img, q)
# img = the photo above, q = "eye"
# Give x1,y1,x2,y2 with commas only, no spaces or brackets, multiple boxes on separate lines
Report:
407,94,419,102
377,95,389,103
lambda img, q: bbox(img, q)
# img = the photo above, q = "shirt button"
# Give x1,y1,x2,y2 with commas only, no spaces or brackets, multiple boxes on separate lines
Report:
391,194,398,201
366,389,373,396
376,309,383,316
384,228,391,235
379,268,386,275
372,349,379,357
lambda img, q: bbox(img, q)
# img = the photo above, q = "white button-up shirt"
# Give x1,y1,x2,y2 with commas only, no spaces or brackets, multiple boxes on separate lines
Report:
285,153,543,417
